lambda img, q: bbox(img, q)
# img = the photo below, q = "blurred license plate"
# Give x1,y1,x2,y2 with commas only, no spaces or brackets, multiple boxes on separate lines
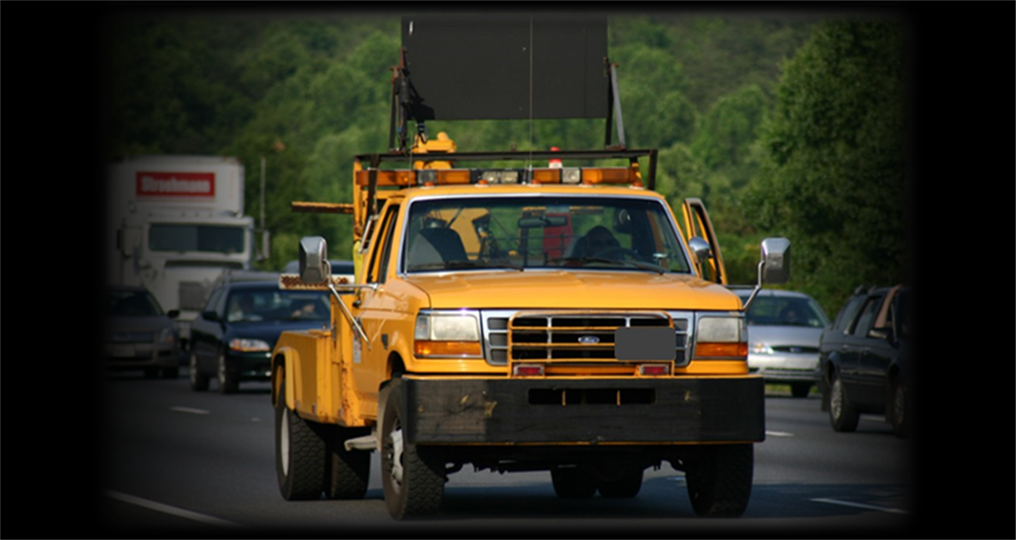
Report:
614,327,676,361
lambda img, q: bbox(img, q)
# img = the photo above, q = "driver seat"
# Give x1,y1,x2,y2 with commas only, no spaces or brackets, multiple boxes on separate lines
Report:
408,227,468,268
565,226,620,258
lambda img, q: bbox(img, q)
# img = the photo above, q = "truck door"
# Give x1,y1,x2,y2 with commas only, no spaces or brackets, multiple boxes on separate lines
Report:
680,198,727,285
353,202,401,404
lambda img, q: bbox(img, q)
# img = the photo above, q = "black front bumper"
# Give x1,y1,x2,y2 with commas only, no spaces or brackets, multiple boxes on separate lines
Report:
399,376,765,445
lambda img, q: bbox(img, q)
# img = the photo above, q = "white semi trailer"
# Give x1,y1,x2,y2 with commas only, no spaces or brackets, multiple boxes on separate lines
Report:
106,155,269,349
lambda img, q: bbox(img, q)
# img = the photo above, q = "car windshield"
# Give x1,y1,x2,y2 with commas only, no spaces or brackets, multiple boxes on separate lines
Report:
226,288,330,323
108,290,164,317
742,295,830,328
402,196,692,274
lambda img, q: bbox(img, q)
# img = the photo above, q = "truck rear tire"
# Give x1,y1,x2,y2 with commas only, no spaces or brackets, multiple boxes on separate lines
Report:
380,382,445,519
551,466,597,498
325,427,370,500
829,374,859,432
685,444,753,517
275,376,326,501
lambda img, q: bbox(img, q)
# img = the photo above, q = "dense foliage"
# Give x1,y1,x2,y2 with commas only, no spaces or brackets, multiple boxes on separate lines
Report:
743,20,908,314
99,9,907,316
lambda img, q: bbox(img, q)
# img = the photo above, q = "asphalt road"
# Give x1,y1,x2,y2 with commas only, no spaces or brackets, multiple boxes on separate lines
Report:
75,369,929,538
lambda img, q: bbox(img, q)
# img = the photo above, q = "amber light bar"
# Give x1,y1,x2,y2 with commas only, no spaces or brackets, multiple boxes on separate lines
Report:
354,167,641,188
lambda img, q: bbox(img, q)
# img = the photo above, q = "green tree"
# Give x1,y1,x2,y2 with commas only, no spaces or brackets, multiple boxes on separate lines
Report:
225,28,399,270
100,16,259,155
743,19,907,314
691,83,770,188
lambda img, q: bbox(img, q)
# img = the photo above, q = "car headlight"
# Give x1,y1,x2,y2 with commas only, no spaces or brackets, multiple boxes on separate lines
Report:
414,311,482,358
158,327,178,345
751,341,774,355
694,316,747,359
230,338,272,352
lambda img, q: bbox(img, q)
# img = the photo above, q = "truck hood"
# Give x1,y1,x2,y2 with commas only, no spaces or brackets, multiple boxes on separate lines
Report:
404,270,741,311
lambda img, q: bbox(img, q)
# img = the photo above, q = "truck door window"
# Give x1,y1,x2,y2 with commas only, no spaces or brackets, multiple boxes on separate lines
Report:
367,206,399,284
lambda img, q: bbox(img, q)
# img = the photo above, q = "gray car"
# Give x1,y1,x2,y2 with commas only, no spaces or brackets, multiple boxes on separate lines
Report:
734,288,830,398
105,285,186,378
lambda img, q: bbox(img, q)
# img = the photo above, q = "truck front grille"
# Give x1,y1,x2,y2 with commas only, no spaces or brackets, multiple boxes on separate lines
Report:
480,311,689,366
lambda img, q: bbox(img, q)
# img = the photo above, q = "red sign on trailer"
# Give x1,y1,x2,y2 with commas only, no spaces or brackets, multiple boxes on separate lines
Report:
136,171,216,197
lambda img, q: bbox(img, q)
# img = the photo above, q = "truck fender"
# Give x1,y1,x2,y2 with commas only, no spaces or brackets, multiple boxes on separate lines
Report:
271,346,301,411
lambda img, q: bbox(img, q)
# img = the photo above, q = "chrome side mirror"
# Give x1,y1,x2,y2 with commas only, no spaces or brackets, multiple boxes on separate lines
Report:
688,236,712,265
760,237,791,285
299,236,331,284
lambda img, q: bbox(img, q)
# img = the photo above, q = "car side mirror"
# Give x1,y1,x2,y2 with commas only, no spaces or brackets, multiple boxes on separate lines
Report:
201,310,220,322
167,309,180,319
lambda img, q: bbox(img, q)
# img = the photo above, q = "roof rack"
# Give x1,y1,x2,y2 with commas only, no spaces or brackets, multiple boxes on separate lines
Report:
353,147,658,190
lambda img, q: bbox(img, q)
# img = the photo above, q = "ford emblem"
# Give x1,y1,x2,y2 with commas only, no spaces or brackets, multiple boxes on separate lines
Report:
578,335,600,344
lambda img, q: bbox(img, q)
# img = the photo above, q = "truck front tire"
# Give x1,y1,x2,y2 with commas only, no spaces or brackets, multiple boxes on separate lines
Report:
685,444,753,517
275,375,326,500
380,382,445,519
597,462,643,498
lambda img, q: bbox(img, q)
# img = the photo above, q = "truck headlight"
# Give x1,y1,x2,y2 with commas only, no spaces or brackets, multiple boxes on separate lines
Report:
230,338,272,352
414,311,482,358
694,316,747,359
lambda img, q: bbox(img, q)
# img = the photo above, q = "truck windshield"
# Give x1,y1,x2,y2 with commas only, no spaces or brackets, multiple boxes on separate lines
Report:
149,224,245,254
403,196,691,274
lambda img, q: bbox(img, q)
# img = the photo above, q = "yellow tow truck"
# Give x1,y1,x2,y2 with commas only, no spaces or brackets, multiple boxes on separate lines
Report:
270,15,790,519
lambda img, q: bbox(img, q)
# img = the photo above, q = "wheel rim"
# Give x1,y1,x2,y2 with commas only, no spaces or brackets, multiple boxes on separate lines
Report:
386,420,405,491
217,354,227,386
279,410,290,476
830,378,843,420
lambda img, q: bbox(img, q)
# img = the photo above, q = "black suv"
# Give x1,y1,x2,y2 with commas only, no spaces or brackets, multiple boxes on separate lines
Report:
817,285,911,437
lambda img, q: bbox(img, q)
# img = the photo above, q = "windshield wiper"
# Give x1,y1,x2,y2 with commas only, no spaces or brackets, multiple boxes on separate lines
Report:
551,257,666,275
447,260,524,271
410,261,524,272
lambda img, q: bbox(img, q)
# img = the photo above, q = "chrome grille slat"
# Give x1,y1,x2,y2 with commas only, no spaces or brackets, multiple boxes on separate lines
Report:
479,310,691,366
